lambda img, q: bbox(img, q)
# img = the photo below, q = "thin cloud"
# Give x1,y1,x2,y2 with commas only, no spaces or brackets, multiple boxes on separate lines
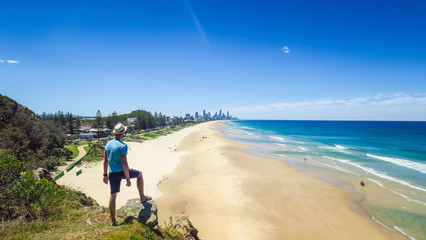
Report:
7,60,19,64
184,0,209,46
0,59,4,63
282,46,290,54
230,93,426,120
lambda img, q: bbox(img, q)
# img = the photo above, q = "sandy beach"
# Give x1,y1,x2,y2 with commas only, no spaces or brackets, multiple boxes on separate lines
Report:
57,124,203,208
58,121,405,240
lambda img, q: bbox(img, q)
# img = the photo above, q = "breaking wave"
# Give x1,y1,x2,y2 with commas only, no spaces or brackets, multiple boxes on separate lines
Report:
323,156,426,193
366,153,426,174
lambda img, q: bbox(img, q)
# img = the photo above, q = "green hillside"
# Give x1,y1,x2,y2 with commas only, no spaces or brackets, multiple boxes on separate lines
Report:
0,94,195,239
0,94,70,170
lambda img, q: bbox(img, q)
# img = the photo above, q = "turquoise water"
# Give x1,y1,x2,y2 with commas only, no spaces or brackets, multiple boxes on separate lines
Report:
223,120,426,240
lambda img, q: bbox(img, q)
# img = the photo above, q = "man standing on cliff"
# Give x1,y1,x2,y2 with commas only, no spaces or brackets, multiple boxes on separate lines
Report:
103,122,151,226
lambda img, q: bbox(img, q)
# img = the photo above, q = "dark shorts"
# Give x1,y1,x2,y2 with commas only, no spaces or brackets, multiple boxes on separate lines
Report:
109,169,141,195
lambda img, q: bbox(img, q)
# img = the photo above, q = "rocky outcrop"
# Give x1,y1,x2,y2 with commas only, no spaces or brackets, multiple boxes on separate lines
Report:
32,167,55,183
118,198,199,240
174,216,199,240
72,190,99,207
118,198,159,231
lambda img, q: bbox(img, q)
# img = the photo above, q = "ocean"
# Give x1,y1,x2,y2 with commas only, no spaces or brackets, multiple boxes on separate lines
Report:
222,120,426,240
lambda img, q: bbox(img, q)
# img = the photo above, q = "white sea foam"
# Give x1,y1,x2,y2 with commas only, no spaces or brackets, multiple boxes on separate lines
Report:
316,162,355,175
368,178,409,200
241,130,254,136
323,156,426,193
394,226,417,240
371,216,392,230
275,143,295,151
366,153,426,174
335,144,347,150
270,136,285,142
367,178,426,207
317,145,350,154
241,126,255,130
367,178,384,187
298,146,308,152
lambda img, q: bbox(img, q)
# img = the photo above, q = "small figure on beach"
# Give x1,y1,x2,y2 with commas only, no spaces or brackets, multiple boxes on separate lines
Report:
360,181,365,187
103,123,151,226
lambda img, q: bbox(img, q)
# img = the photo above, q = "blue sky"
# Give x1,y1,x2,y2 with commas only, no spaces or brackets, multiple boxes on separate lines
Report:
1,0,426,120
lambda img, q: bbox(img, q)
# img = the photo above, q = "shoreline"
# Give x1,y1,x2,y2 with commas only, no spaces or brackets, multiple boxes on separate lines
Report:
57,121,407,239
156,121,406,240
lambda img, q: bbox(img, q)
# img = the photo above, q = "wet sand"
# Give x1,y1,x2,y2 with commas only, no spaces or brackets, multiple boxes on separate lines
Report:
58,121,404,239
156,122,404,240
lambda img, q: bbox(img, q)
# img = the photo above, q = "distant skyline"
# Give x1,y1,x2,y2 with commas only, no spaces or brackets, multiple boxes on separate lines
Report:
1,0,425,120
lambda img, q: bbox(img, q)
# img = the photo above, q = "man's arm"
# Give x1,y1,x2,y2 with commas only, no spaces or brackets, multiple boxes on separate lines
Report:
121,154,131,187
103,151,108,184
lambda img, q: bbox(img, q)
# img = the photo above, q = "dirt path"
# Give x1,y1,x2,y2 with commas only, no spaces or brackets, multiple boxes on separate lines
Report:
58,145,88,172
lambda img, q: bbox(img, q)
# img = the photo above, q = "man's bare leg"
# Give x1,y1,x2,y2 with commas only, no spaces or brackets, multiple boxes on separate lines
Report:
137,172,149,202
109,193,118,226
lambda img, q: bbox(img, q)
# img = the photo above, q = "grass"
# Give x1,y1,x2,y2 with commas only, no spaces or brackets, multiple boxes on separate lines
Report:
83,146,90,152
83,155,104,163
1,206,116,239
81,142,104,163
64,142,88,159
1,203,186,240
64,146,79,159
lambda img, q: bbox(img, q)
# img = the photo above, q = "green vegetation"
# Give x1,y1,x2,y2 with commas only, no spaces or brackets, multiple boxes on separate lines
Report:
1,150,70,221
0,149,187,240
0,94,198,239
0,94,70,171
64,142,86,159
103,220,185,240
101,109,169,133
82,141,105,163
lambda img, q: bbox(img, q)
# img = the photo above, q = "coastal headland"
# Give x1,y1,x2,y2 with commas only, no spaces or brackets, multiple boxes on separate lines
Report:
58,121,405,240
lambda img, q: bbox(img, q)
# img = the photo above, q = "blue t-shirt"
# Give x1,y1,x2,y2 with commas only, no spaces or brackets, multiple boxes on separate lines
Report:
105,139,128,173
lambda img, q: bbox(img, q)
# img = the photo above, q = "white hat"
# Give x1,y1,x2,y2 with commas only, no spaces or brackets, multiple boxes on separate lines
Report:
113,123,127,135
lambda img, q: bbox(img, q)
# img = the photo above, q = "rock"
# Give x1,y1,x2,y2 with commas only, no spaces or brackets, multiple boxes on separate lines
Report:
174,216,199,240
32,167,55,183
118,198,159,231
73,190,98,207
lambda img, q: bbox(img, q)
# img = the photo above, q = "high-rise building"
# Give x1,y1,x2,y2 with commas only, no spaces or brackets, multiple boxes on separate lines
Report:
227,111,229,119
203,110,206,119
195,112,199,119
219,110,222,118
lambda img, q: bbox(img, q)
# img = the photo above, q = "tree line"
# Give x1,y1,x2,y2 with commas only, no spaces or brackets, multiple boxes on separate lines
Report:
40,111,80,134
93,109,169,132
41,109,185,135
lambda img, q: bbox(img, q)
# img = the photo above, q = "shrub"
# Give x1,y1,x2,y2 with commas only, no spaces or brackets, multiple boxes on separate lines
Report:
0,149,68,221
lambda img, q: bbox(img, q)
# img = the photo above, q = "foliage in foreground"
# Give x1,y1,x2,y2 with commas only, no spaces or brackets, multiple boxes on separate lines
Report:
0,150,70,222
0,150,189,240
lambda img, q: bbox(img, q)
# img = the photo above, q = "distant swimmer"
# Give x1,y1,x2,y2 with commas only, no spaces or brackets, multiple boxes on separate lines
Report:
360,181,365,187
